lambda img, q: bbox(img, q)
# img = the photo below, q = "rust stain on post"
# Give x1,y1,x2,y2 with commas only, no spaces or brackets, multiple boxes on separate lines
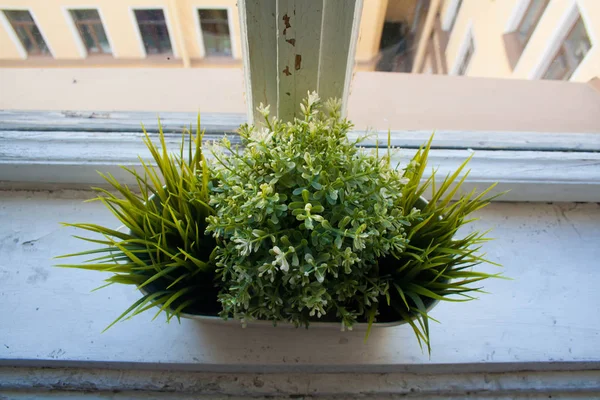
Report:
286,38,296,46
283,14,291,35
283,66,291,76
295,55,302,70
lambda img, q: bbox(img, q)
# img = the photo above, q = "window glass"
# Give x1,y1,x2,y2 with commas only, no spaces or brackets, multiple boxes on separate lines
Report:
456,35,474,76
70,9,111,54
134,9,173,55
447,0,463,33
543,17,592,81
198,9,232,57
4,10,50,56
368,1,595,81
517,0,549,46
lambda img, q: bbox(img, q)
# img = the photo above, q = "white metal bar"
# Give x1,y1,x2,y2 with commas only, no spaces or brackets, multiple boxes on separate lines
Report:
239,0,361,122
2,130,600,202
276,0,323,121
238,0,277,124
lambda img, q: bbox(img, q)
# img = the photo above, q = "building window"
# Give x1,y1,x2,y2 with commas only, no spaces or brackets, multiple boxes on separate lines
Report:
70,9,111,55
516,0,549,48
198,9,232,57
3,10,50,56
456,34,474,76
134,9,172,55
447,0,463,33
543,16,592,81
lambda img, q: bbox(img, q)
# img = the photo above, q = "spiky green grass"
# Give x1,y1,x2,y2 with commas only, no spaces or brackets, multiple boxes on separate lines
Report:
56,119,217,330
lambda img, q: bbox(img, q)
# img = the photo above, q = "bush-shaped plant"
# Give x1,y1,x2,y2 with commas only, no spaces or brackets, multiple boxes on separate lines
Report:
206,93,501,343
207,94,412,328
58,94,501,352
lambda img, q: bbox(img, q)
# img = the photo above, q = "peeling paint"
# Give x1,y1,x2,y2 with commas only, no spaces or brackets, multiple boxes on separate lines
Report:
282,13,291,35
295,55,302,70
286,38,296,46
283,66,291,76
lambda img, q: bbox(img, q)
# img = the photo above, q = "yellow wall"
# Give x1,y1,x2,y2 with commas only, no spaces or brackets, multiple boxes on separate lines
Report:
385,0,416,23
0,0,241,61
356,0,388,63
0,13,21,59
444,0,599,81
512,0,600,82
444,0,515,77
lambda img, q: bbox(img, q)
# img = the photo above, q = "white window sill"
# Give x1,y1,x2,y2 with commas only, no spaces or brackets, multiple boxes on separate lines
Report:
1,189,599,396
2,110,600,202
1,111,600,396
1,189,599,370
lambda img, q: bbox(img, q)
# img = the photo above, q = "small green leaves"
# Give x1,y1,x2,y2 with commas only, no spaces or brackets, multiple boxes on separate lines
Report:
207,93,413,330
57,94,501,354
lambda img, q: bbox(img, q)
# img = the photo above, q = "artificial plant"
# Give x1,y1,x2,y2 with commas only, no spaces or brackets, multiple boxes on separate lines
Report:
58,93,501,351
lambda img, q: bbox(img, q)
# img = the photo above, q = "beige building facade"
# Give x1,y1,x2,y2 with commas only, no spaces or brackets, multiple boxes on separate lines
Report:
0,0,597,82
414,0,599,82
0,0,243,67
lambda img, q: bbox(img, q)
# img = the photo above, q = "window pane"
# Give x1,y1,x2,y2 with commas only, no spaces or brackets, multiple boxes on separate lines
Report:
542,16,591,81
517,0,548,46
93,24,111,53
70,9,111,55
71,9,100,21
563,17,592,66
13,25,33,51
456,36,474,76
79,24,97,51
199,9,232,57
542,50,569,80
4,10,50,56
447,0,463,33
4,10,33,22
135,10,166,23
134,9,172,55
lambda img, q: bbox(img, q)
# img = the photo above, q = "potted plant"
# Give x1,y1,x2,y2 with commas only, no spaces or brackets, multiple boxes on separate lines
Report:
58,93,501,352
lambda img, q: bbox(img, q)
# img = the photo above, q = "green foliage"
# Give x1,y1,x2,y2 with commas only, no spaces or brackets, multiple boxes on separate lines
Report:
377,136,504,352
57,93,502,352
56,118,218,329
206,93,501,337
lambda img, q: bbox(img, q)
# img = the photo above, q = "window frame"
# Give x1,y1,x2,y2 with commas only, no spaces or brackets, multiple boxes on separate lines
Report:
130,6,177,58
529,1,595,80
194,6,237,59
514,0,549,49
450,21,474,76
63,6,114,58
0,7,54,58
441,0,463,33
0,1,599,203
541,15,592,81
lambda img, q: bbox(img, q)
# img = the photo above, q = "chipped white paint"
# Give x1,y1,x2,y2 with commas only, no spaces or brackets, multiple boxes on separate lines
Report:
238,0,277,124
239,0,361,122
1,190,599,375
2,128,600,202
1,366,599,398
277,0,323,121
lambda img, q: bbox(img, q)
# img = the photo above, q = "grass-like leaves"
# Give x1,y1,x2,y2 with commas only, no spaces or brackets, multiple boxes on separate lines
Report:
56,96,503,354
56,118,217,329
376,136,505,352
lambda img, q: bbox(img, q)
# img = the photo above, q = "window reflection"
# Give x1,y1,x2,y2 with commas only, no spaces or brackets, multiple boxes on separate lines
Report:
134,9,173,56
3,10,50,56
